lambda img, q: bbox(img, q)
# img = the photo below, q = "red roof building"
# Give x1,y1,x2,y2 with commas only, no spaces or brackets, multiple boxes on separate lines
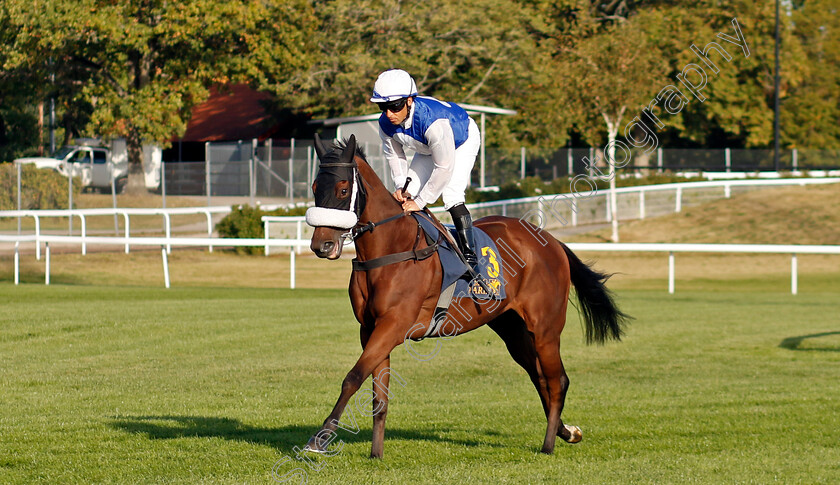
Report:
178,84,278,142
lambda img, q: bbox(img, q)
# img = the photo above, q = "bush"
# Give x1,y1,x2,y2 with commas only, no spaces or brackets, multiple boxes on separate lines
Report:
216,204,308,255
0,163,81,210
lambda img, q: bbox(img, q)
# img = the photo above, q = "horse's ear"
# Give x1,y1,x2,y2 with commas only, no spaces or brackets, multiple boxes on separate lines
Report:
313,133,328,160
341,135,357,165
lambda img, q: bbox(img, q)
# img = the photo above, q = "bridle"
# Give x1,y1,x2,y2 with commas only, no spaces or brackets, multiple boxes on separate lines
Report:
307,134,440,271
332,166,408,243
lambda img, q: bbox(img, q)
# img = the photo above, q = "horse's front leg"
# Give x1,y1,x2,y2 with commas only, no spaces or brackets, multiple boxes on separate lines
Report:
304,325,402,453
370,355,391,458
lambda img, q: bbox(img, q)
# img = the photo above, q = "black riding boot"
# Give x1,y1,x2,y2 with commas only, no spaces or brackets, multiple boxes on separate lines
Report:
449,204,480,272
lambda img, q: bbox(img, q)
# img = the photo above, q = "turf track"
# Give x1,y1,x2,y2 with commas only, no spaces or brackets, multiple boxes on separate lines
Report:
1,281,838,484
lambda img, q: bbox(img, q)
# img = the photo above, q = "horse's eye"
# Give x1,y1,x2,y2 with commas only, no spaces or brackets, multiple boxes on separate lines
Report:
341,188,348,196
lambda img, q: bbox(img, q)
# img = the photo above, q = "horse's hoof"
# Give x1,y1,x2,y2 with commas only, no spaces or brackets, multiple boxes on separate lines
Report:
561,424,582,444
303,438,328,453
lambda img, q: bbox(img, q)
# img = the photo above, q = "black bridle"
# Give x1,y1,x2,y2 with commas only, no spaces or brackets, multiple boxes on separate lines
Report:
311,134,439,270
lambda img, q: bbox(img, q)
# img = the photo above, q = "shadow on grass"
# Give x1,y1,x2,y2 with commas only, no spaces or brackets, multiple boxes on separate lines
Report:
110,415,505,455
779,331,840,352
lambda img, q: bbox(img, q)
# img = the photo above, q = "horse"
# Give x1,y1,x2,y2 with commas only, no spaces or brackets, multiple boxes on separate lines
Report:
303,134,629,458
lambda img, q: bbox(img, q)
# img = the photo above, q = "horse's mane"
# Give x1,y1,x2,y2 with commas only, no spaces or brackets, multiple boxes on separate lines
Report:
333,138,367,160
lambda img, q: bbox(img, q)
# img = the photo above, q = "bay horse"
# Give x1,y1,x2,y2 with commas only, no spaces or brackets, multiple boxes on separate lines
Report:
304,134,628,458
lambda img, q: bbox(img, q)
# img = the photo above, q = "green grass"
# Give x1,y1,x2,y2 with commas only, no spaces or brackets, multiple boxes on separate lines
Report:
1,282,839,484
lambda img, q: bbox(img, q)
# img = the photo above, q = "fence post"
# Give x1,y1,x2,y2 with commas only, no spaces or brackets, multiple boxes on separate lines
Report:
68,165,74,235
161,159,167,209
17,162,22,235
205,141,211,207
725,147,731,173
123,212,130,254
250,138,257,206
14,242,20,285
163,213,171,254
264,220,270,256
45,242,50,286
205,211,213,253
639,190,646,219
567,146,573,176
657,147,663,174
290,250,296,289
162,246,170,289
307,145,312,190
792,148,798,171
605,192,611,222
296,220,302,255
675,186,682,213
110,161,119,235
267,138,273,196
520,146,526,179
288,138,295,199
480,113,486,188
35,216,41,260
80,214,86,255
791,253,798,295
668,252,675,294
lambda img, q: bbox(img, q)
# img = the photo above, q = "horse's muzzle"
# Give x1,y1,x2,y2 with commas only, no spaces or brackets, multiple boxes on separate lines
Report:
311,238,342,259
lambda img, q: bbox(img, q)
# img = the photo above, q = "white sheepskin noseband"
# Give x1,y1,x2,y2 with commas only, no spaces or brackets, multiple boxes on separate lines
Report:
306,166,361,229
305,207,359,229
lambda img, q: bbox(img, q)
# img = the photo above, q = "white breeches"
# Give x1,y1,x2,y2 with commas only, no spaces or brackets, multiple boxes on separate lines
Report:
405,118,480,210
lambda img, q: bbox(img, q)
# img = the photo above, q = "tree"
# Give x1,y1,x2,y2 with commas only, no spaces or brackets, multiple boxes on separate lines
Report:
553,12,669,242
267,0,572,150
2,0,316,190
783,0,840,149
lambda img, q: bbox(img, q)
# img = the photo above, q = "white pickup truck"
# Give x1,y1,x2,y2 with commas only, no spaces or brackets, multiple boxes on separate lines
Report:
14,143,129,193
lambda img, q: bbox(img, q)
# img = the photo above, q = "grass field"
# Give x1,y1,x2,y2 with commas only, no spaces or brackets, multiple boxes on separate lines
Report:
1,280,839,484
2,184,839,483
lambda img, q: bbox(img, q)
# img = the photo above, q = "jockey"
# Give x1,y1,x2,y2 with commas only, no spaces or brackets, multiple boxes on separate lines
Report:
370,68,482,272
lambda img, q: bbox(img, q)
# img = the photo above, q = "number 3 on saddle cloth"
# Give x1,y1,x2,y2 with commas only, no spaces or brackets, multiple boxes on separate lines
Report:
413,213,507,339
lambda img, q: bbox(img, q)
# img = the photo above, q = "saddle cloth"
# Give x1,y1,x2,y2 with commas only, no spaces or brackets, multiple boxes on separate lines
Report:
413,213,507,301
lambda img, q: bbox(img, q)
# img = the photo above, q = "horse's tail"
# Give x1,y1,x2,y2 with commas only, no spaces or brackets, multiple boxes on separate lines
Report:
560,243,630,345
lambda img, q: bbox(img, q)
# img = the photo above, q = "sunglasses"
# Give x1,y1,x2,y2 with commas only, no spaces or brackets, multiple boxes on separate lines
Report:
377,98,408,113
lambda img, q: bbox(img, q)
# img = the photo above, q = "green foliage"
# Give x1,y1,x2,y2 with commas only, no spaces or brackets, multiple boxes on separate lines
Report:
1,0,317,168
272,0,568,148
0,163,81,210
3,0,839,160
215,204,307,255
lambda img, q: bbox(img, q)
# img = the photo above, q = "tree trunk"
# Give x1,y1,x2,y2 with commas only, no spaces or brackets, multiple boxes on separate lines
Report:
607,128,619,243
124,125,147,194
602,108,626,244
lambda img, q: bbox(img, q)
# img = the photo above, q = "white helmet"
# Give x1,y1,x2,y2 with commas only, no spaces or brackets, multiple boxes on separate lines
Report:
370,69,417,103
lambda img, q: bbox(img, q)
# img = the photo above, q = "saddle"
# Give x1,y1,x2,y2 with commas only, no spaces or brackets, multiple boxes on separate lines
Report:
412,212,507,339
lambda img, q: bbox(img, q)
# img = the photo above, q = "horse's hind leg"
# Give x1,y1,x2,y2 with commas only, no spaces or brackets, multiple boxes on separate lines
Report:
488,313,550,417
529,335,569,454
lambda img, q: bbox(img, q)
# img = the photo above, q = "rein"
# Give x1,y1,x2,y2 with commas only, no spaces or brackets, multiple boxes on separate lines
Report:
346,211,409,241
315,149,441,271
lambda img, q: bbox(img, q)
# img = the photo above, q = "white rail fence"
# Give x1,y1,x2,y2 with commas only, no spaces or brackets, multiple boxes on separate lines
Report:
567,243,840,295
0,234,309,289
3,178,840,291
3,177,837,259
2,233,837,295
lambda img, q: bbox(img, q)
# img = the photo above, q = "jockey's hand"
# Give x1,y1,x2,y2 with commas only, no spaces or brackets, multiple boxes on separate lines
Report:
401,199,421,212
392,189,408,203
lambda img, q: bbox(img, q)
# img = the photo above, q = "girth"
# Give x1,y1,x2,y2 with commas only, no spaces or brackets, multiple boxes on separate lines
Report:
351,218,441,271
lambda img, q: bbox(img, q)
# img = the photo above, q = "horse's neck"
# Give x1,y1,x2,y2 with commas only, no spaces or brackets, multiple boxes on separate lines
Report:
354,157,417,261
